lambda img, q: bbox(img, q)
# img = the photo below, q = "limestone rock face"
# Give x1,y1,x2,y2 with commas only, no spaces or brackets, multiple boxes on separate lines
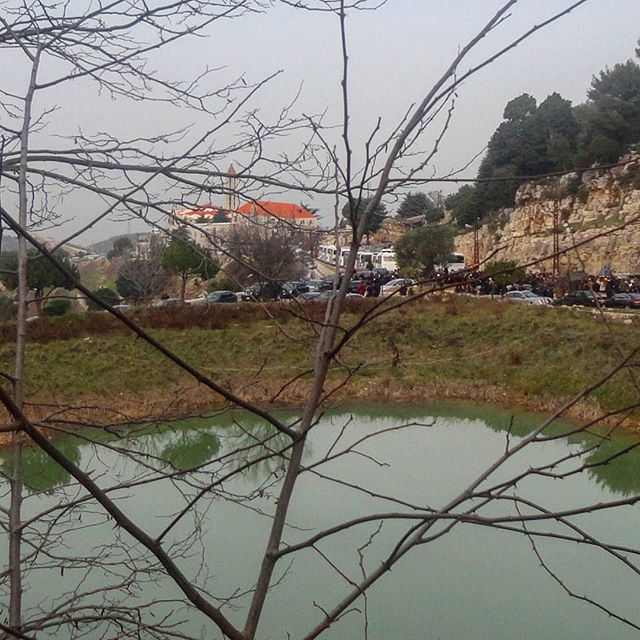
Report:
455,159,640,274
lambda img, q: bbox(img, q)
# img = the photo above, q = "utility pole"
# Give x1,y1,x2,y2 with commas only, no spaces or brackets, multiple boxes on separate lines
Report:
552,201,560,280
472,218,480,270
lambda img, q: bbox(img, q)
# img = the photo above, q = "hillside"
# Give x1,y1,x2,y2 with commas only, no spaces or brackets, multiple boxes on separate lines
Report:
455,158,640,275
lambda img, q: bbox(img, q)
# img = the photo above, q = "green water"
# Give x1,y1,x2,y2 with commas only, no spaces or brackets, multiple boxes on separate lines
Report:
1,402,640,639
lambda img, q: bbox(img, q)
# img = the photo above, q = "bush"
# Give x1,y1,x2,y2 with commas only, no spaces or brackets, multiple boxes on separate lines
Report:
43,299,72,316
483,260,526,289
566,175,583,196
0,297,379,345
207,275,242,293
619,165,640,190
576,184,589,204
87,287,120,310
0,295,15,322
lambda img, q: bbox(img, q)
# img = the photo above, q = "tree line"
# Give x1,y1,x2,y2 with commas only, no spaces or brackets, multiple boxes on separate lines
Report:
446,41,640,226
0,230,218,314
0,221,318,314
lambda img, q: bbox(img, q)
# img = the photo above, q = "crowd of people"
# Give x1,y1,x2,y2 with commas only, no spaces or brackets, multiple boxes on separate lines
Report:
344,265,640,300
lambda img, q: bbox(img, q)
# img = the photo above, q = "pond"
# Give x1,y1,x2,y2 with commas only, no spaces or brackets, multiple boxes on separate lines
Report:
1,402,640,639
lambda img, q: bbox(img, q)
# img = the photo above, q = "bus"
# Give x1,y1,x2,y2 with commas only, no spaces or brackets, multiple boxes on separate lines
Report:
373,249,397,272
435,252,466,273
356,249,374,269
447,252,466,272
318,244,343,265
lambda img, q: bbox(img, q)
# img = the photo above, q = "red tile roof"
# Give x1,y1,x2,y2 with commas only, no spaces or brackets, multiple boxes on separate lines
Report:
176,205,225,218
237,201,317,221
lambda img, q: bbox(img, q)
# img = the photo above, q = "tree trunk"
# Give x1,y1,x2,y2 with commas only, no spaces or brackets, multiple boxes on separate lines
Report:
181,275,187,302
10,48,41,633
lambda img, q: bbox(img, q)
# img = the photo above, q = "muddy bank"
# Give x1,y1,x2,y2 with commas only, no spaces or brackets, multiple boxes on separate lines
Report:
8,373,635,449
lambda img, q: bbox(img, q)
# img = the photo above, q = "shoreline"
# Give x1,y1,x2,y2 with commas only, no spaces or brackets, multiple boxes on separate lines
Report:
10,375,638,448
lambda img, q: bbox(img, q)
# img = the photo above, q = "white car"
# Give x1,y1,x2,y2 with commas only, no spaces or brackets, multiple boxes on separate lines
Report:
504,290,552,305
380,278,416,296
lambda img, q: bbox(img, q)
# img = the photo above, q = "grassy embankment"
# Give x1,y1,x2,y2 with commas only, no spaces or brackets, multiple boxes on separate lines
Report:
2,295,639,430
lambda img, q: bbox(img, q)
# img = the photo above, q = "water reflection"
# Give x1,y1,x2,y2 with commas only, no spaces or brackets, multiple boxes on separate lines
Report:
581,437,640,496
1,403,639,497
0,438,81,493
160,430,221,470
422,401,640,497
1,403,640,640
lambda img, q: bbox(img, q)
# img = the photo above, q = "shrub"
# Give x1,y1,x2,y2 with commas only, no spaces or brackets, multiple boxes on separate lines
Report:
87,287,120,310
619,165,640,190
0,295,15,322
42,299,72,316
483,260,526,289
566,175,583,196
576,184,589,204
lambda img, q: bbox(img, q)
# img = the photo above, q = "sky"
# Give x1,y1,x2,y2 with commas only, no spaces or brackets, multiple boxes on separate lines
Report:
2,0,640,243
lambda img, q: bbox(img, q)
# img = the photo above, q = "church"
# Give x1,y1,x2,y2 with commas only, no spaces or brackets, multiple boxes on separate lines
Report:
170,164,318,249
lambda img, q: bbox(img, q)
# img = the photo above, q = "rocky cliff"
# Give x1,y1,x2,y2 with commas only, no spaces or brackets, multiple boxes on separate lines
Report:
455,158,640,275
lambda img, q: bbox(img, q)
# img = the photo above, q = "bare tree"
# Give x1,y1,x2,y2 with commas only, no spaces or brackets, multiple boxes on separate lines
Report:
225,223,307,292
3,1,640,640
116,256,169,304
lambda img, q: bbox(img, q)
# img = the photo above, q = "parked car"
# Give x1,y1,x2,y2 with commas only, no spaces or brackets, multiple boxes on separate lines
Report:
280,282,310,299
296,291,365,303
306,279,334,293
604,292,640,309
153,298,183,308
238,289,258,302
504,290,552,305
380,278,416,297
239,282,284,302
205,291,238,304
553,290,606,307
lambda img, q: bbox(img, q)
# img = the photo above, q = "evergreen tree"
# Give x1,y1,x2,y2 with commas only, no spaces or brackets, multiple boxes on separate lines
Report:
395,226,454,277
341,197,388,238
161,230,219,301
397,192,429,218
397,192,444,223
576,58,640,164
471,92,578,217
0,250,79,313
445,185,477,227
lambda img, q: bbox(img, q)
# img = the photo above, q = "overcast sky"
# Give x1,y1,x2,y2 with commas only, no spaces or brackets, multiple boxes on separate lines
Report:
4,0,640,243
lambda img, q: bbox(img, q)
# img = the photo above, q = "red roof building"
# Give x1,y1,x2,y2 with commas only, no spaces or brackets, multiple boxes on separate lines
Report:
175,205,228,220
236,201,317,227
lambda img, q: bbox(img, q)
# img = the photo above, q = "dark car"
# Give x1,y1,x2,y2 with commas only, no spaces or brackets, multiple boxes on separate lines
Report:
280,282,310,299
306,279,334,293
553,290,606,307
239,282,281,302
604,292,640,309
205,291,238,304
